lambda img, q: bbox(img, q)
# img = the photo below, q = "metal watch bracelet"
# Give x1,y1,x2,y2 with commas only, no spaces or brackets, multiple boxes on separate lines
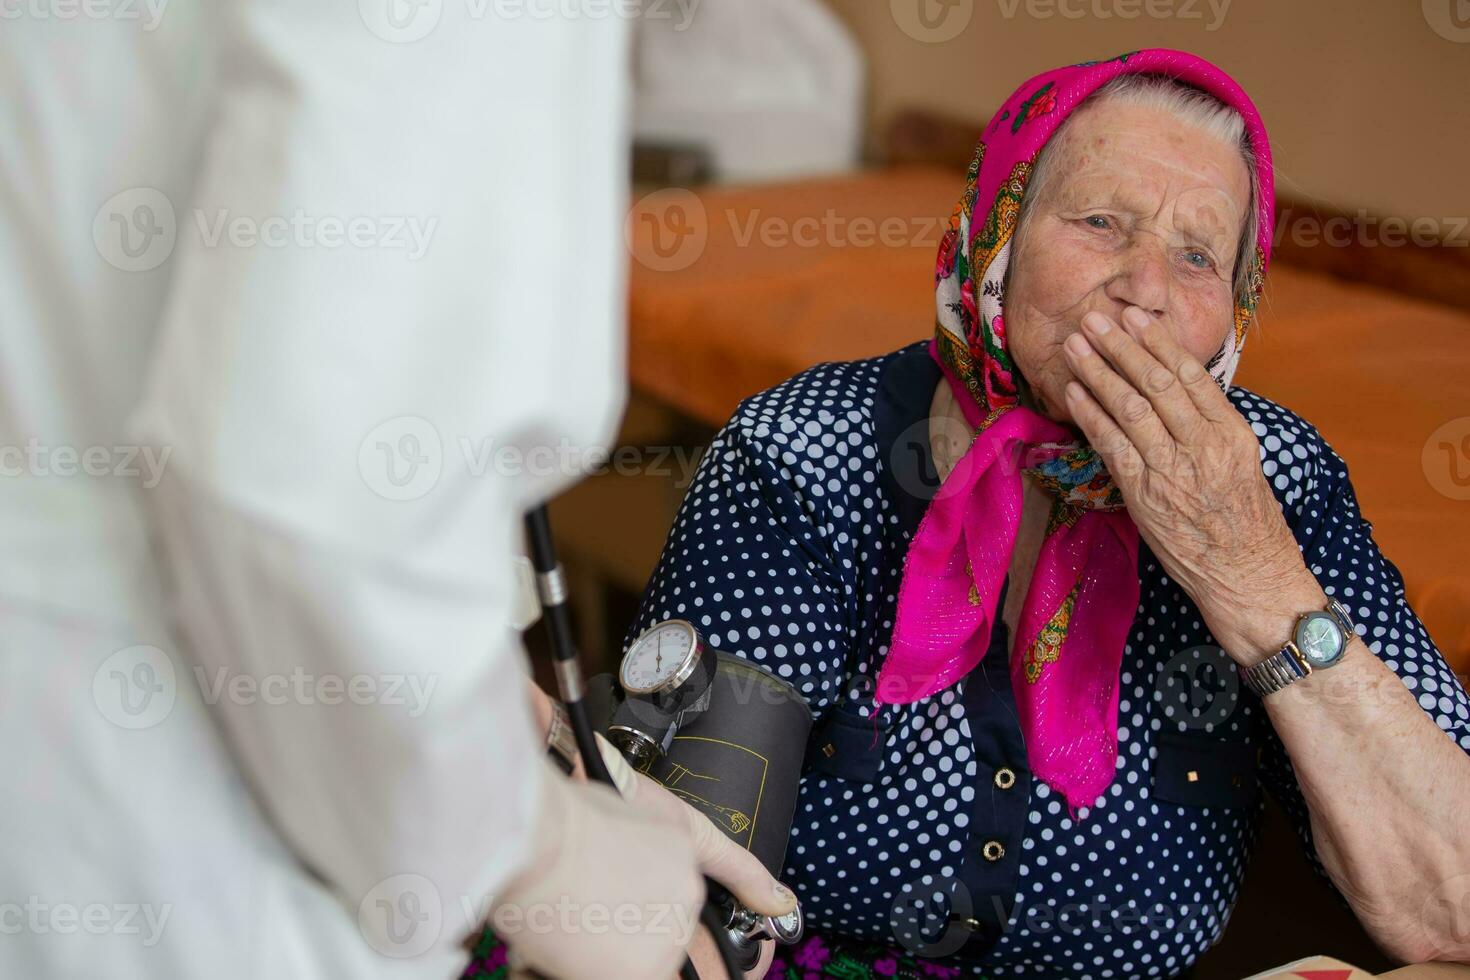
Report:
1240,643,1310,696
545,701,579,774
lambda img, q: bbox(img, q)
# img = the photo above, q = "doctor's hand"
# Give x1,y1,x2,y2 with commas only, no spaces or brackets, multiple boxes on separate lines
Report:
491,762,706,980
599,734,793,978
594,733,798,926
525,680,797,926
518,685,796,977
686,924,776,980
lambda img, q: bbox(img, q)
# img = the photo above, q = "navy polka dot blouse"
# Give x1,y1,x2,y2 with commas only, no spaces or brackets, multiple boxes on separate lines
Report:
625,341,1470,979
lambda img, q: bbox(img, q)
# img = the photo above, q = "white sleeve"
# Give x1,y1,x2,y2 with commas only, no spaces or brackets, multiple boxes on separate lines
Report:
128,0,631,954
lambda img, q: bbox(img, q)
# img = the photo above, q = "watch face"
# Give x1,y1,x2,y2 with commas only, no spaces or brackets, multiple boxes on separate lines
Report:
1296,611,1346,667
620,620,699,694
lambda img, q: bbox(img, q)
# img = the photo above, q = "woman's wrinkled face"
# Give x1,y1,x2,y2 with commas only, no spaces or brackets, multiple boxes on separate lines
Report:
1004,98,1251,425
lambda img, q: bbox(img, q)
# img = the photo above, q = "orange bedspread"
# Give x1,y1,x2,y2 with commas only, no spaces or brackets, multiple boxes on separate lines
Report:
628,167,1470,672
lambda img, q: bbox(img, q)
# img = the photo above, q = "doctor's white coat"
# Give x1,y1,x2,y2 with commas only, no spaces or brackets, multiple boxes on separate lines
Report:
0,3,630,976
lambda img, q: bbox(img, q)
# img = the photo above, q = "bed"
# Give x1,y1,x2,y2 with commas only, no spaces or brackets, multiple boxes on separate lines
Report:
626,165,1470,674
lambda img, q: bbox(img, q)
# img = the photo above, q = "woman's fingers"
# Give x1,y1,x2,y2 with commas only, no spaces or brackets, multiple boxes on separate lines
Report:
1064,378,1146,491
1063,312,1175,468
1119,306,1237,424
1077,309,1209,444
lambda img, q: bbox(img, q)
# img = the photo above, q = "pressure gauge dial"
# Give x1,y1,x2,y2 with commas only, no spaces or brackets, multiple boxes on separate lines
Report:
620,619,707,695
610,619,718,766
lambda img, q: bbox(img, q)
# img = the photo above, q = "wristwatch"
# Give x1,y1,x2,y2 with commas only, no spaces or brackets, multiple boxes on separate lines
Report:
1239,597,1357,697
545,701,579,775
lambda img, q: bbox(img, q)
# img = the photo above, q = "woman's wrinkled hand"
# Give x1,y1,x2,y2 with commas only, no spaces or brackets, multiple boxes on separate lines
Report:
1059,305,1314,656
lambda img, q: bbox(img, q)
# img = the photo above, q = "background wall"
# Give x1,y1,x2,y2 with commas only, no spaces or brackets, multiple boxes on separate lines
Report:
821,0,1470,223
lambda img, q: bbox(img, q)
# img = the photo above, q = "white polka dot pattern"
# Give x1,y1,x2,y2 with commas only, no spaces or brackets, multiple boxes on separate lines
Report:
624,346,1470,979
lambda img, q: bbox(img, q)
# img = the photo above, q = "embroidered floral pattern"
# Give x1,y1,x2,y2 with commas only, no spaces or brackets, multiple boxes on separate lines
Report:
1021,582,1080,684
1027,447,1126,511
461,927,511,979
1011,82,1057,133
462,924,979,980
764,931,974,979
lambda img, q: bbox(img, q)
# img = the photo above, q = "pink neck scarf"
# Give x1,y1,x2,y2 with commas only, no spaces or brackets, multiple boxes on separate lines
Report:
875,50,1276,811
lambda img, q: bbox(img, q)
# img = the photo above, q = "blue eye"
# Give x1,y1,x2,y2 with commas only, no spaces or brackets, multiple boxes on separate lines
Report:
1183,249,1213,269
1084,215,1110,230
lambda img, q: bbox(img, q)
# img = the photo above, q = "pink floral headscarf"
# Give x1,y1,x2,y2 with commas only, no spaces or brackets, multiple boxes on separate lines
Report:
875,50,1276,811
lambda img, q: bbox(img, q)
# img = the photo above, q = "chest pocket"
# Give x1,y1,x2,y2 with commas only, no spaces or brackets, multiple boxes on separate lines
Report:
803,704,893,784
1151,730,1260,808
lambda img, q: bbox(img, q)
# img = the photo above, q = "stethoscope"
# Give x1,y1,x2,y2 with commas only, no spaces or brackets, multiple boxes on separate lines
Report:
521,505,743,980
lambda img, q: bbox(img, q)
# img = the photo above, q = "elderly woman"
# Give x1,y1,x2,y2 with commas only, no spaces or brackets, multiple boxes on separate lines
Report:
622,50,1470,978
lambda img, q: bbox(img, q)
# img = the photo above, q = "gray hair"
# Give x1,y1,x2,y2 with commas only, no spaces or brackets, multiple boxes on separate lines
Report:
1014,74,1261,312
